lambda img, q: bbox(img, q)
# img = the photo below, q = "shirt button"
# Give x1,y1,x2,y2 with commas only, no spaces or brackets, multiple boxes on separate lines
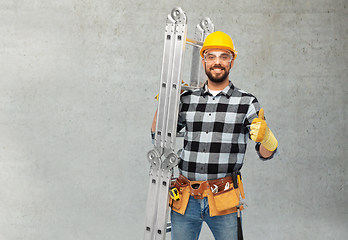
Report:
206,131,209,134
209,113,211,116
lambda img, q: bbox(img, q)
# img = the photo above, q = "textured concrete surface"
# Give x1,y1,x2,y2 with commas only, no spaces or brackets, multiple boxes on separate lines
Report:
0,1,347,239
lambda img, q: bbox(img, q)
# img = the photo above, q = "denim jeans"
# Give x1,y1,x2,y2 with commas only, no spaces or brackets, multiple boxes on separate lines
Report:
171,196,239,240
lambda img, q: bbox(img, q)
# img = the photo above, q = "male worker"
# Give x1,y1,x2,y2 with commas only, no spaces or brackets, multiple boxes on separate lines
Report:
152,31,278,240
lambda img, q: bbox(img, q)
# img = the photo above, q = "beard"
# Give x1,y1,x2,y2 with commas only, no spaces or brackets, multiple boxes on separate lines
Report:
205,64,230,83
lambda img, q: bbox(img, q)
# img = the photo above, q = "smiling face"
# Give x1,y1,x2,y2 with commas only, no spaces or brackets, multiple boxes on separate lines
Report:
202,48,234,87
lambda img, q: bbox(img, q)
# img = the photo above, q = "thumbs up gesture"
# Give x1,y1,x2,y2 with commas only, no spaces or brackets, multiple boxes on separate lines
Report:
250,108,278,151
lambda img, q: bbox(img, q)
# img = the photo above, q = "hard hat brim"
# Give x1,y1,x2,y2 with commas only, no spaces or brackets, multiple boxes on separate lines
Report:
200,46,238,59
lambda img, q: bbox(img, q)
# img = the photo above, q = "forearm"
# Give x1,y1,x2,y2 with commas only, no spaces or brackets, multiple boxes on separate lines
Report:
259,144,274,158
151,110,157,132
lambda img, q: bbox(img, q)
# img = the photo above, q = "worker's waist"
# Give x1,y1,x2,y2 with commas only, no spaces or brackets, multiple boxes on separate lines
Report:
174,174,233,199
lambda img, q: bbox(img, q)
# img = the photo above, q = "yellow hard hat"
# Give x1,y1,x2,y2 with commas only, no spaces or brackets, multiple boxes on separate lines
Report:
200,31,237,59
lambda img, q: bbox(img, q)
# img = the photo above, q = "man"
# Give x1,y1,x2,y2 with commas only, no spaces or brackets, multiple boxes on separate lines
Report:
152,31,278,240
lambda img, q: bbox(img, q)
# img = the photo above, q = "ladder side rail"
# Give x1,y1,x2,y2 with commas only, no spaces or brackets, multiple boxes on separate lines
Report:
189,24,204,88
164,21,187,155
198,18,214,88
154,153,180,240
143,151,162,240
190,46,203,89
154,165,174,239
189,18,215,89
154,20,176,151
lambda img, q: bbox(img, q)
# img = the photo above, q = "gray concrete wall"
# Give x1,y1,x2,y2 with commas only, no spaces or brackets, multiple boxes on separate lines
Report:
0,0,347,239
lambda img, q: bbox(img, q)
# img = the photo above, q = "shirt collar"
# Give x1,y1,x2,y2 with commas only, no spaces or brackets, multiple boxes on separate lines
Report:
201,81,235,98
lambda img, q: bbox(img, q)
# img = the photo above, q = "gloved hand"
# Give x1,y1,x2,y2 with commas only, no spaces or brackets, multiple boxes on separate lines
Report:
250,108,278,151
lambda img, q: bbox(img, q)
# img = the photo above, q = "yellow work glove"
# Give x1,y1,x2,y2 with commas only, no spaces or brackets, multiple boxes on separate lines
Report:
250,108,278,151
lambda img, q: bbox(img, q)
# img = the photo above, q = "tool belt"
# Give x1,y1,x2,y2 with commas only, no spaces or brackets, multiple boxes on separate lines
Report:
169,173,245,217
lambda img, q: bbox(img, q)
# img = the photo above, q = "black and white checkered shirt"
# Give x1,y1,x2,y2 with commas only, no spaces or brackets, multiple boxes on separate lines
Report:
177,81,262,181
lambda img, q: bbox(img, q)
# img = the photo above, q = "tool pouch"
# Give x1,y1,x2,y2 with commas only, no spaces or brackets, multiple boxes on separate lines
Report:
212,185,239,212
207,176,245,216
169,179,191,215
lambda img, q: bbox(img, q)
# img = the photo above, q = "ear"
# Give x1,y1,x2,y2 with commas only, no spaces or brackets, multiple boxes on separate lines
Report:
230,59,235,68
202,58,206,69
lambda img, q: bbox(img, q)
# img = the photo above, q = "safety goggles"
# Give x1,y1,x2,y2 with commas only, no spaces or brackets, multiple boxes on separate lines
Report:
204,51,233,64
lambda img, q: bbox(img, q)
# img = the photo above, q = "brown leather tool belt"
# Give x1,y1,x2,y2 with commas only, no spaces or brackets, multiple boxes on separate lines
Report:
170,174,245,216
174,174,233,199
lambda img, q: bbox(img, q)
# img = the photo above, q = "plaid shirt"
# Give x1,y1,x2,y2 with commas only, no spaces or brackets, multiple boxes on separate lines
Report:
177,81,261,181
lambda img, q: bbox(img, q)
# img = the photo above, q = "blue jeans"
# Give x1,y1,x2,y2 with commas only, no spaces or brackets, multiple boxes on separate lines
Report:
171,196,240,240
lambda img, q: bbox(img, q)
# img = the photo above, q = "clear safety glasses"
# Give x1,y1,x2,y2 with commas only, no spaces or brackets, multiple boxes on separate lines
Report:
204,51,233,64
